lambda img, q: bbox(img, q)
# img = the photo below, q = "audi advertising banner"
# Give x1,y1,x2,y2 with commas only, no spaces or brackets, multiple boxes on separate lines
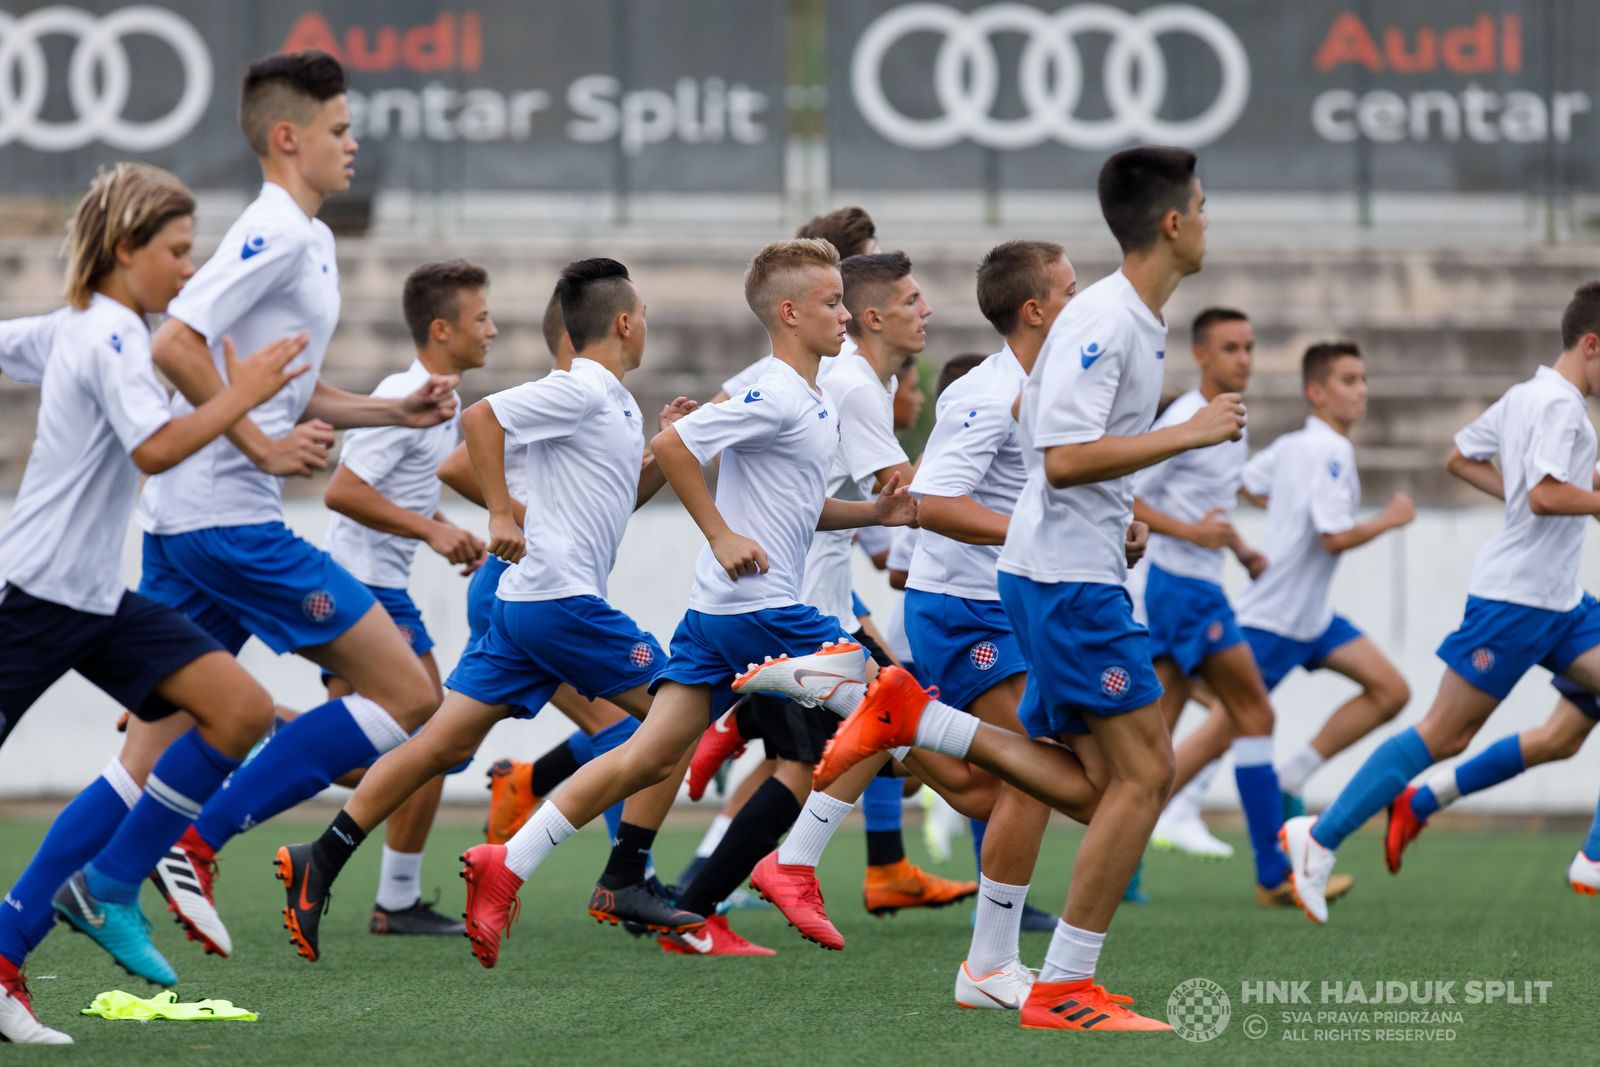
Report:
830,0,1600,193
0,1,785,194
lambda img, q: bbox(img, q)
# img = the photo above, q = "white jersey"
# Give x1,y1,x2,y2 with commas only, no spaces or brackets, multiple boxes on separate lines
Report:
908,345,1027,600
324,361,460,589
801,344,908,630
883,526,917,662
504,437,529,505
1133,388,1250,585
0,308,69,386
0,295,171,614
722,354,776,398
998,269,1168,587
138,183,341,535
1454,365,1596,612
675,358,840,615
1233,416,1359,640
487,358,645,603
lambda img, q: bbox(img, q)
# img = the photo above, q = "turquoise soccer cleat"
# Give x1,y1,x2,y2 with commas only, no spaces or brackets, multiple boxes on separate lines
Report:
51,871,178,987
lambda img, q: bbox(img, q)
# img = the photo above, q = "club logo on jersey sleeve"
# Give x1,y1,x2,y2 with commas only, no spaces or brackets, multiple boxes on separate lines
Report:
241,234,268,260
969,641,998,671
1080,343,1103,369
1100,665,1131,697
1328,461,1342,479
301,590,336,623
630,642,655,668
108,333,122,352
1470,647,1495,673
744,389,763,403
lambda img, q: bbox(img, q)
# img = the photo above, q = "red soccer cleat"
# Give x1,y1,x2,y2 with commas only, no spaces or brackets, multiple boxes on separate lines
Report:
687,708,749,802
657,914,776,956
812,666,930,792
1384,785,1428,875
749,851,844,950
460,844,524,969
1020,978,1173,1031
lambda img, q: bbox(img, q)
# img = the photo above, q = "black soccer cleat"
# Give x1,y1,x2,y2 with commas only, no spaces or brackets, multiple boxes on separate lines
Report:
588,880,705,935
274,843,331,962
621,876,680,938
370,898,466,936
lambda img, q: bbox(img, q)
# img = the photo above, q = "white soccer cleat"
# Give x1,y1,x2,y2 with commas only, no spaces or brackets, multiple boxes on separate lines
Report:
954,959,1037,1010
1567,850,1600,896
731,641,866,708
1280,815,1335,925
1151,815,1235,860
0,975,73,1044
150,844,232,957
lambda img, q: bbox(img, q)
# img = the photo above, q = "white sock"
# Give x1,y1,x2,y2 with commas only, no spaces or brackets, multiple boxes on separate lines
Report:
1423,766,1461,809
696,813,733,858
967,875,1029,975
503,802,576,879
1231,735,1274,768
343,693,411,754
1161,759,1219,824
1037,920,1105,984
912,699,978,759
102,758,142,810
822,680,866,717
888,745,910,761
1276,744,1325,796
776,790,853,867
375,845,423,911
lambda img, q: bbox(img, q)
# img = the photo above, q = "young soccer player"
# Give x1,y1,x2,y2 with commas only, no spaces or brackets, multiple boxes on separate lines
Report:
1285,285,1600,921
0,163,307,1039
811,147,1246,1030
274,258,698,961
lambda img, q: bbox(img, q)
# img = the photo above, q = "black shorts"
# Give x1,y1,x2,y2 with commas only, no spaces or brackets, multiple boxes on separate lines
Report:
854,627,895,670
1552,674,1600,721
732,693,838,764
0,586,223,747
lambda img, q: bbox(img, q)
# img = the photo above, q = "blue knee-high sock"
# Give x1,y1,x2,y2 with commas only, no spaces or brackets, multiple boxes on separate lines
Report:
86,732,241,901
192,698,384,851
1231,737,1290,888
1412,735,1525,820
566,731,596,764
862,775,903,832
970,818,987,876
1584,792,1600,861
1311,727,1434,851
0,773,133,964
588,718,639,842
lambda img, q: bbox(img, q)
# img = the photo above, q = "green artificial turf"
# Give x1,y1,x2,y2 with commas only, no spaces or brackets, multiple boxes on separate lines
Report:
0,813,1593,1066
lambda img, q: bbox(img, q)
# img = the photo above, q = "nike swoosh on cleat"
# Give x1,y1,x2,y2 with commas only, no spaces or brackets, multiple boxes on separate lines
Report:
298,872,317,912
69,881,105,929
793,669,847,688
979,988,1020,1009
681,930,713,953
984,896,1013,909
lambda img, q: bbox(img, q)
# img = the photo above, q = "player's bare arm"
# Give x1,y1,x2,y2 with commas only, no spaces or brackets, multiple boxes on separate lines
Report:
323,465,484,570
437,442,529,528
919,494,1008,545
652,423,768,579
302,374,458,429
1124,520,1149,567
636,397,698,507
1132,498,1236,550
1445,446,1505,500
461,399,523,564
1527,474,1600,516
816,471,918,530
1043,392,1245,488
1320,492,1416,554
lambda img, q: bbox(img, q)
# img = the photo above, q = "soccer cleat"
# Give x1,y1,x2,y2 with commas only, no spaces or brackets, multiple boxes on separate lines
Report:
51,870,177,987
485,759,541,846
749,851,844,950
718,886,770,911
149,827,230,957
1384,785,1428,875
1020,978,1173,1031
460,844,524,969
1257,874,1353,908
274,843,331,962
657,914,776,956
1280,815,1335,924
370,898,466,936
687,710,750,801
0,960,72,1045
1020,900,1058,933
1567,850,1600,896
955,959,1036,1010
811,666,930,792
731,641,866,708
862,858,978,916
1151,815,1235,860
1121,857,1149,904
588,880,704,934
1282,791,1306,822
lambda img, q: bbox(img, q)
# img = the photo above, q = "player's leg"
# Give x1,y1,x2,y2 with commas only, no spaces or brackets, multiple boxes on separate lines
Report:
1277,635,1410,800
487,686,635,844
680,757,776,887
1154,691,1235,859
589,746,693,930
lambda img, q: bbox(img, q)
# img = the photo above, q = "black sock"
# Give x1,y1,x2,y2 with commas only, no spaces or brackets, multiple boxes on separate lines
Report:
598,822,657,889
678,777,802,917
529,742,582,797
311,810,367,882
865,829,906,867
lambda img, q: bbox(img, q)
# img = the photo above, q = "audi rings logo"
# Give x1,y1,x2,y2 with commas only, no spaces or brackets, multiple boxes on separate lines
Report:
851,2,1250,150
0,6,212,151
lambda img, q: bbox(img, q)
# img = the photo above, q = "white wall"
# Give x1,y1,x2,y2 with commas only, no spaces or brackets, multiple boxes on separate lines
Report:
3,501,1599,816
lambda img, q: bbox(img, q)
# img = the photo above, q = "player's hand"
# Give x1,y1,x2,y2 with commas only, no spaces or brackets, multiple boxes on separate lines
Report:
401,374,460,428
1187,392,1246,446
1188,507,1236,549
1381,492,1416,529
487,512,525,564
257,418,334,477
874,471,919,528
428,521,484,567
1237,548,1269,580
657,396,698,433
224,333,309,407
1125,520,1149,567
711,531,769,580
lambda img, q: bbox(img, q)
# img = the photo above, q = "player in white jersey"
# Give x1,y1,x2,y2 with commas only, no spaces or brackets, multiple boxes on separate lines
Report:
0,164,306,1039
814,148,1249,1030
1285,285,1600,922
129,54,458,912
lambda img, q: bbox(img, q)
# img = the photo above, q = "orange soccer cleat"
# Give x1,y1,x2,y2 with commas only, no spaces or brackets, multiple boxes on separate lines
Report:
460,844,524,969
863,858,978,916
1384,785,1428,875
485,759,540,846
1020,978,1173,1032
749,851,844,950
812,666,930,792
687,709,749,802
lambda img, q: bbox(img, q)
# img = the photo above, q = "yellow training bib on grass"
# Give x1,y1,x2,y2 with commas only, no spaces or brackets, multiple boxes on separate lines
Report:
82,990,258,1021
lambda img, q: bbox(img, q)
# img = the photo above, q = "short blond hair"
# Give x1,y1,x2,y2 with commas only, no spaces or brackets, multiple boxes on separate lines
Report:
64,163,195,310
744,238,841,329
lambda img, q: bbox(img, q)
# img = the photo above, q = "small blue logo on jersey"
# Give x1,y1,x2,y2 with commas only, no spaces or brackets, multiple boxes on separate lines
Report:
108,333,121,353
744,389,762,403
1156,349,1165,360
1328,461,1341,479
241,235,267,259
623,410,632,417
964,408,977,427
818,409,828,419
1080,343,1103,369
